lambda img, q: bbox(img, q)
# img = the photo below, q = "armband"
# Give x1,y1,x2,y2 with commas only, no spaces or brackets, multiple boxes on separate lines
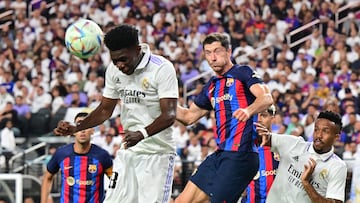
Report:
139,128,149,138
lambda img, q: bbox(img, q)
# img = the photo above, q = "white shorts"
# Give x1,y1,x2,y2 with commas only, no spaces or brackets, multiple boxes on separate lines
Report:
104,149,175,203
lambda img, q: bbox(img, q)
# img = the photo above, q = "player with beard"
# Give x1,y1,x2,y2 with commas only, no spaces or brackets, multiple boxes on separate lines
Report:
54,24,178,203
256,111,347,203
175,33,273,203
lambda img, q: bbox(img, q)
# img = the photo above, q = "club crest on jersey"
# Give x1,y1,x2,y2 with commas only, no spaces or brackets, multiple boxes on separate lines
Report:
226,78,234,87
66,176,75,186
88,164,97,173
319,169,328,180
142,78,149,90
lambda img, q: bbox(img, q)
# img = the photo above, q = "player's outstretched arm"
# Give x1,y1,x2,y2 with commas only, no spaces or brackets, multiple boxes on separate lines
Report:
176,103,208,126
53,96,117,136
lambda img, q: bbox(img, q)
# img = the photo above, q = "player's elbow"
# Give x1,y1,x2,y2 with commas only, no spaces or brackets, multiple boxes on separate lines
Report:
165,113,177,127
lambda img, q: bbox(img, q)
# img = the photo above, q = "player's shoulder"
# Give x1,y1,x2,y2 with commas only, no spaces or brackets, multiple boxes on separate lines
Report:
106,62,118,75
272,132,305,144
328,153,347,167
90,144,112,157
230,64,253,72
55,143,73,153
148,54,173,68
51,144,73,159
90,143,107,152
228,64,260,78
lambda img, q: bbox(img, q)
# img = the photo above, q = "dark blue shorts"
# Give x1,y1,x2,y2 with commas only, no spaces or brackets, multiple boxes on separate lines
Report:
190,150,259,203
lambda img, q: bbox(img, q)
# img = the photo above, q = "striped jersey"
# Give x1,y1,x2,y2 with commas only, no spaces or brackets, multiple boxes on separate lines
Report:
47,144,113,203
242,146,279,203
194,65,263,152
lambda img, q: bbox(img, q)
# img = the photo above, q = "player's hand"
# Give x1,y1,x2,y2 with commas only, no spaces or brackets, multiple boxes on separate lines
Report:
123,130,144,149
301,157,316,182
233,108,250,122
254,122,271,146
53,120,76,136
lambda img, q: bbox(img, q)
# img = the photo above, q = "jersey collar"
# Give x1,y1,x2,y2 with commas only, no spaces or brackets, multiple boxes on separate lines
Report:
308,143,334,162
135,43,151,71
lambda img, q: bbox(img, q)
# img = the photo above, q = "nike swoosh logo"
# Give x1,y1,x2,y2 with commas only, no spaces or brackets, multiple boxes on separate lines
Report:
64,166,73,170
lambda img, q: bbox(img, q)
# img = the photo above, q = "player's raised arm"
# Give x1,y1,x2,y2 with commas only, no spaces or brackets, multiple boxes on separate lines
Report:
176,103,209,126
53,96,117,136
233,83,273,122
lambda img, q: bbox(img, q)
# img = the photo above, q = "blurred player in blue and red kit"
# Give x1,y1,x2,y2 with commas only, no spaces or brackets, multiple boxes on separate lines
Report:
241,104,279,203
41,112,113,203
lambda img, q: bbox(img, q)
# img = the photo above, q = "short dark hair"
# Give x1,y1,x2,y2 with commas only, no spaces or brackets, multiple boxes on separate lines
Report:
202,33,230,50
104,24,139,51
74,112,89,121
317,111,342,132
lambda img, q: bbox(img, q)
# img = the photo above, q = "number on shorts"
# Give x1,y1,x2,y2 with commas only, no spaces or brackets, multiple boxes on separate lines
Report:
108,172,118,189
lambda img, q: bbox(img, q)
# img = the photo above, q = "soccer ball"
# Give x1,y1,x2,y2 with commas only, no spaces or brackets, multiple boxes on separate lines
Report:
65,19,103,59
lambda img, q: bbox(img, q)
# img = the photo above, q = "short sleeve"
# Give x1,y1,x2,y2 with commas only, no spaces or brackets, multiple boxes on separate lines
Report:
155,61,179,99
325,163,347,201
46,151,60,174
230,65,263,89
103,64,120,99
271,133,304,156
102,151,113,170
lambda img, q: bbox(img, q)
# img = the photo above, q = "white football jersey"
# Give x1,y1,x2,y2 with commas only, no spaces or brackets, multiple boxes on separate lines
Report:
267,133,347,203
103,43,179,154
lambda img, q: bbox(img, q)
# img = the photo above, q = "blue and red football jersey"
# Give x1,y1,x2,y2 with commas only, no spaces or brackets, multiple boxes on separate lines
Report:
194,65,263,152
242,146,279,203
47,144,113,203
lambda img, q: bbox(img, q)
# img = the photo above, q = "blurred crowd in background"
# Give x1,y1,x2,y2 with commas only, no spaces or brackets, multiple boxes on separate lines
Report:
0,0,360,201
